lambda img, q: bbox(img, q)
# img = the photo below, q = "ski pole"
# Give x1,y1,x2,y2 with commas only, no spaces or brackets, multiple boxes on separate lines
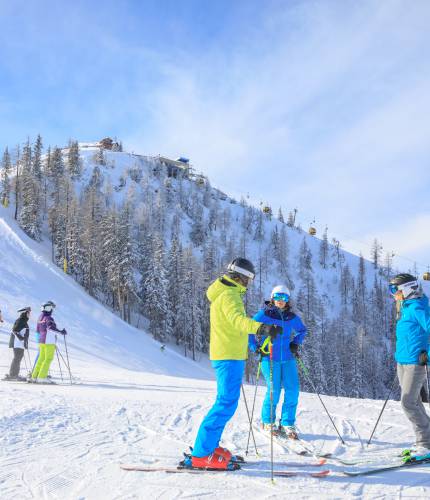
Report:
367,373,397,446
56,346,64,382
26,348,32,371
23,351,29,374
245,359,262,456
269,340,274,483
296,355,345,445
426,364,430,413
56,346,69,370
63,335,73,385
241,384,259,456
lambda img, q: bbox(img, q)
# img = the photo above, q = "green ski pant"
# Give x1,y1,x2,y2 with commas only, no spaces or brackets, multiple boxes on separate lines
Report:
32,344,56,379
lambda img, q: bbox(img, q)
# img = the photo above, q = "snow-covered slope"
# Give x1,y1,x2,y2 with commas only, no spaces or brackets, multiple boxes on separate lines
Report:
1,210,430,498
0,210,211,379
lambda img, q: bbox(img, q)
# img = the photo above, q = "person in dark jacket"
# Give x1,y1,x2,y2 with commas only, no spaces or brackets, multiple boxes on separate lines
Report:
389,273,430,455
5,307,31,381
249,285,307,440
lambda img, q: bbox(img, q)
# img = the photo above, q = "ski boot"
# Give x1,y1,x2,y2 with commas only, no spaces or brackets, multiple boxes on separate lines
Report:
215,447,245,463
184,451,239,471
279,424,299,440
262,423,280,436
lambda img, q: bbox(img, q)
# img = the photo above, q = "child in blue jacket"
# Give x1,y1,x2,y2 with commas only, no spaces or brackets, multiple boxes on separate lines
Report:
389,273,430,454
249,285,307,439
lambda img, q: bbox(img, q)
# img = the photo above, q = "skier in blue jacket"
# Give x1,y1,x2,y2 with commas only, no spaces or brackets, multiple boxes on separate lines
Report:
249,285,307,440
389,273,430,454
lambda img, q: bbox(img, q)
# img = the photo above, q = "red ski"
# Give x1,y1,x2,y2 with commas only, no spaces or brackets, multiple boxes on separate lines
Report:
120,464,330,477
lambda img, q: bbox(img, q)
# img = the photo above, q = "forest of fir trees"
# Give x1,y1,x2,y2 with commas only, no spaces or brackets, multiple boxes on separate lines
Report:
0,135,401,400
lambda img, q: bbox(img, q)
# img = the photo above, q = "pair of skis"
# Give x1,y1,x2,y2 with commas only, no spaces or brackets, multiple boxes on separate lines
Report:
261,426,430,476
120,458,330,478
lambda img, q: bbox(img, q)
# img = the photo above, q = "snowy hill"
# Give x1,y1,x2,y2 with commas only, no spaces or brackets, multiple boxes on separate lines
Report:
0,210,211,379
1,140,429,402
1,210,430,498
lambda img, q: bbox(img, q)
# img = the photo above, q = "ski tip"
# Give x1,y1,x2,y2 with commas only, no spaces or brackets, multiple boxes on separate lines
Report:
311,470,330,477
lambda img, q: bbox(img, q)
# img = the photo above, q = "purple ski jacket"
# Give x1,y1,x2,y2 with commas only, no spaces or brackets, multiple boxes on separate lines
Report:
36,311,61,344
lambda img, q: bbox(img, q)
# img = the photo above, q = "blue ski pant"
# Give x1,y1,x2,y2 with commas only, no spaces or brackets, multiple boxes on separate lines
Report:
192,360,245,457
261,359,299,426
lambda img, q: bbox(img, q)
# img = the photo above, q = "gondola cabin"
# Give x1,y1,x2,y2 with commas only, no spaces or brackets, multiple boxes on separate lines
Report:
308,227,317,236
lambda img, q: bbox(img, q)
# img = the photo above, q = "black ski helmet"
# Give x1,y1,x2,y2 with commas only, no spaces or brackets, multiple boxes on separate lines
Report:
389,273,417,286
227,257,256,280
389,273,419,299
17,306,31,314
41,300,56,312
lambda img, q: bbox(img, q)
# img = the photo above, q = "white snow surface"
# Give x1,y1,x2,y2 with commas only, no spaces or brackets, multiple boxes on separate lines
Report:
1,211,430,499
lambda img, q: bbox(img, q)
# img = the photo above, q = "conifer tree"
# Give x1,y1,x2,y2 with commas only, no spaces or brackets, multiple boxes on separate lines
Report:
67,140,82,180
0,147,12,207
319,226,329,269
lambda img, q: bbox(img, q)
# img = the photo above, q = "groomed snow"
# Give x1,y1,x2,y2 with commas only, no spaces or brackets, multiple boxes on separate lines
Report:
1,211,430,499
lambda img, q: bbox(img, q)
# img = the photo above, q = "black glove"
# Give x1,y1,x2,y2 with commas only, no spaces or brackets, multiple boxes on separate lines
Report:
419,350,428,366
289,342,299,357
256,323,282,340
61,328,67,336
255,345,268,357
24,328,29,339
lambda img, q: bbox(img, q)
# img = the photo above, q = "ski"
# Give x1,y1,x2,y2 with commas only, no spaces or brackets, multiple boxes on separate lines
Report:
184,450,326,468
120,464,330,477
342,454,430,476
259,426,332,459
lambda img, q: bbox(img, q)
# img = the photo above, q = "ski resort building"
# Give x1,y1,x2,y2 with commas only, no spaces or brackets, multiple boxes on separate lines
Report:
157,156,191,178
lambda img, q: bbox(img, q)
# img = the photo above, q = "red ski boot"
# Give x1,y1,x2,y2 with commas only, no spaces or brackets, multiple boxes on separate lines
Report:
191,451,239,470
215,447,232,462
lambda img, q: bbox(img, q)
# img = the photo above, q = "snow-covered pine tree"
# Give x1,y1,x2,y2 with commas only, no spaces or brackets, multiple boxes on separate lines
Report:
179,248,205,359
0,147,12,207
319,226,329,269
167,233,184,345
142,233,169,342
18,139,42,241
13,144,21,220
95,146,107,166
32,134,43,181
371,238,382,270
66,140,82,180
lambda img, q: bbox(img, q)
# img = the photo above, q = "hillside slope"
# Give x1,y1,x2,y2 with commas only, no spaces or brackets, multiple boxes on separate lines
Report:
1,214,430,498
0,210,211,379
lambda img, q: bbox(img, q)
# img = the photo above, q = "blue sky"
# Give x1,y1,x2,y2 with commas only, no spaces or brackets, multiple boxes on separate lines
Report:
1,0,429,273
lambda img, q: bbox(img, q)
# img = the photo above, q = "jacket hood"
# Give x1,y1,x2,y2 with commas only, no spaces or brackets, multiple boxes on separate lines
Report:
403,294,428,309
207,275,245,303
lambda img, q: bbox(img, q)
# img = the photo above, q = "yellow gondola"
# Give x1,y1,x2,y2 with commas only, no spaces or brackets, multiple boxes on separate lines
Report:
423,272,430,281
308,227,316,236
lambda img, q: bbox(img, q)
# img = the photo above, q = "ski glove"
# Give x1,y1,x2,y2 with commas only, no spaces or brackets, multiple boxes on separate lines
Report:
256,323,282,340
419,350,428,366
256,345,268,357
289,342,299,357
61,328,67,336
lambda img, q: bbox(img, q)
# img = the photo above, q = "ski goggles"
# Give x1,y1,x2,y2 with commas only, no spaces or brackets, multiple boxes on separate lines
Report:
272,292,290,302
389,284,399,295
